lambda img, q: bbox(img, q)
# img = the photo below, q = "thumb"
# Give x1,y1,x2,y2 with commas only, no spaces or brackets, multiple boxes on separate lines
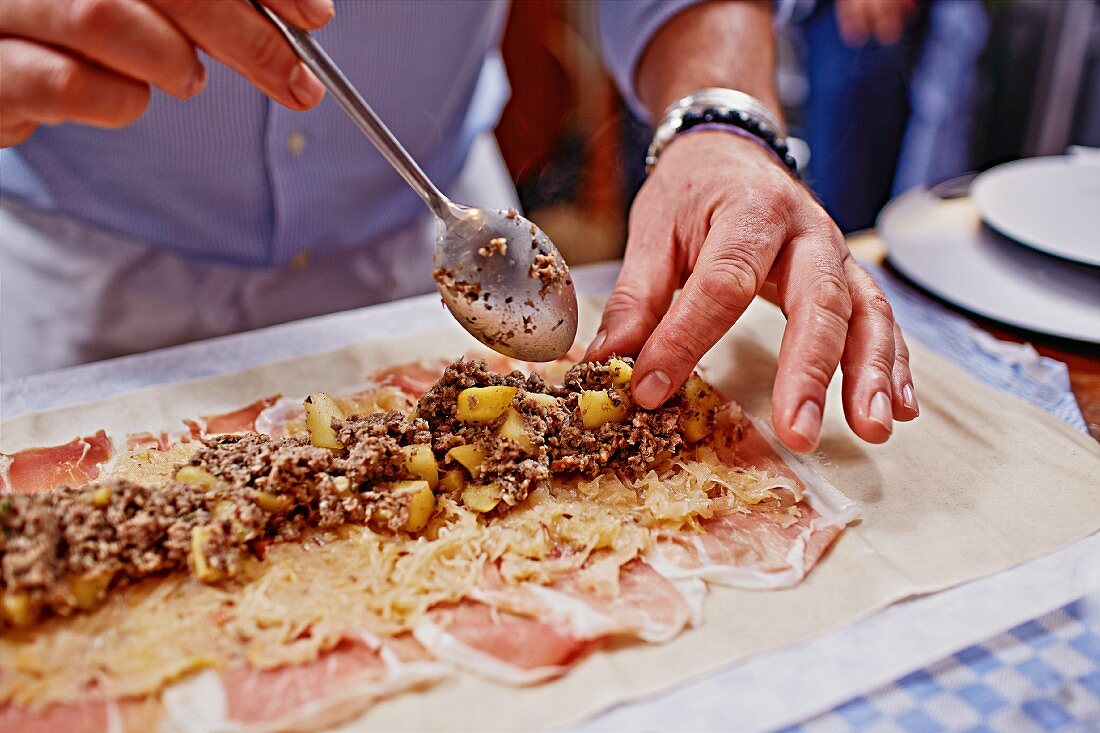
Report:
585,222,680,362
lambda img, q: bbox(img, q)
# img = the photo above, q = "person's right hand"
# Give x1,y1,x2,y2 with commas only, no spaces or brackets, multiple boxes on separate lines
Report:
0,0,333,147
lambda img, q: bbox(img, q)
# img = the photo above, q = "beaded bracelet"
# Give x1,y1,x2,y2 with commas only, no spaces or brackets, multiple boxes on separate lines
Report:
645,88,799,178
677,108,799,177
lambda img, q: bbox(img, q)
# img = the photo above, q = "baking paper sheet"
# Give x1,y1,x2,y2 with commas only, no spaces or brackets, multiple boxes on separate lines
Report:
2,294,1098,732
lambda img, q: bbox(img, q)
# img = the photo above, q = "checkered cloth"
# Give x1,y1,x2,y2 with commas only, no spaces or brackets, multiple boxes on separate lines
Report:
785,265,1098,732
788,601,1100,732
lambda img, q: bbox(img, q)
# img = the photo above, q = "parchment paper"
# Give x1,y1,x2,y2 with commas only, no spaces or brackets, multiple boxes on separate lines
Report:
2,298,1098,732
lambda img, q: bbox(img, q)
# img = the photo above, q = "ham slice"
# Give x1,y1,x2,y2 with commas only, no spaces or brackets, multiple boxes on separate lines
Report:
253,398,306,439
371,359,450,398
201,396,281,435
161,635,448,733
125,431,174,452
1,637,446,733
650,406,860,590
0,696,162,733
124,396,280,451
0,431,112,494
414,601,599,685
473,561,705,644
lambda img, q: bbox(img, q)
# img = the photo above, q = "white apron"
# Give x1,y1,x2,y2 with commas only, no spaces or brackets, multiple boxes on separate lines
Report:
0,135,518,379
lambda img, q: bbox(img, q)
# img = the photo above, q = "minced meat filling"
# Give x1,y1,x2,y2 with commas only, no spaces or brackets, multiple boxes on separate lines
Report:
1,357,717,626
416,358,689,502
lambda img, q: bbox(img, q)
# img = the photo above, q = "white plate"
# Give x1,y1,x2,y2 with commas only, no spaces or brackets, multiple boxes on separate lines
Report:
878,188,1100,344
971,156,1100,267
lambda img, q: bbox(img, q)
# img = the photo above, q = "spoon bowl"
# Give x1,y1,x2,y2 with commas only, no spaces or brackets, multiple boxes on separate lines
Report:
250,1,578,361
434,204,577,361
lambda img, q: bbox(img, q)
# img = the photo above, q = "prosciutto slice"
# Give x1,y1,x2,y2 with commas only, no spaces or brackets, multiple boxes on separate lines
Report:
651,407,859,590
473,561,704,644
413,601,599,686
0,696,162,733
0,431,112,494
160,636,447,733
371,359,450,397
200,396,282,435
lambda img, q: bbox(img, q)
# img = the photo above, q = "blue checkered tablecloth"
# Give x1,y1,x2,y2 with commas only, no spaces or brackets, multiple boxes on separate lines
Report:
788,601,1100,732
785,265,1099,733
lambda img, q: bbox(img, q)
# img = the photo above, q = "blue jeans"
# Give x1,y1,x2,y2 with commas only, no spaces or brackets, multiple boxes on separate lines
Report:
800,1,924,232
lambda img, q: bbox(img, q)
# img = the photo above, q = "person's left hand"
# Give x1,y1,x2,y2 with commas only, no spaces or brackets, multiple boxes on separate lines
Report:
585,131,919,452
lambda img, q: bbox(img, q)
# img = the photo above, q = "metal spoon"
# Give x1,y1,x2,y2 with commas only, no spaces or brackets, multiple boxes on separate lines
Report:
249,2,578,361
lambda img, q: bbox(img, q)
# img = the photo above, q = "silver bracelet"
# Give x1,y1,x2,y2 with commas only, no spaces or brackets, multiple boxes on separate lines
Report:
645,88,793,174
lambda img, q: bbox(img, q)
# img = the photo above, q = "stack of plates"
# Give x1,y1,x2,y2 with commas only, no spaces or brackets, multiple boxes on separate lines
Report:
878,155,1100,343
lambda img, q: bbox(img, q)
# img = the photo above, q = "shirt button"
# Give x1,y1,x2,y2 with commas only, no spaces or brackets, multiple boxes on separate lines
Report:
286,131,307,156
291,250,311,270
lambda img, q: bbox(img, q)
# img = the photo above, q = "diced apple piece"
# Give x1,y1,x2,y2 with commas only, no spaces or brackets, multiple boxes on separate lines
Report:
70,571,114,610
175,465,227,490
608,357,633,386
213,500,236,521
90,485,111,508
438,469,466,493
446,444,488,479
455,386,517,423
523,392,560,410
253,491,291,513
390,479,436,532
461,483,501,513
579,389,628,429
304,392,346,449
682,375,722,442
1,591,36,627
189,526,224,583
498,408,536,453
403,444,439,488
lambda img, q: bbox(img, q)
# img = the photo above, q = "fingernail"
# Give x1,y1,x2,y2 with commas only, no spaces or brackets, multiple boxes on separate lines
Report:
633,370,672,408
298,0,334,25
289,63,325,107
902,382,919,415
584,330,607,361
791,401,822,448
869,390,893,431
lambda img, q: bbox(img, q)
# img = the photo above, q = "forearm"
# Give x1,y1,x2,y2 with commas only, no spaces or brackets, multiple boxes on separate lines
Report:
635,0,780,123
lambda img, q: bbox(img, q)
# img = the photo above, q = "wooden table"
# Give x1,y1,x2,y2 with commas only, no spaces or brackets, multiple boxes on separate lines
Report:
849,233,1100,441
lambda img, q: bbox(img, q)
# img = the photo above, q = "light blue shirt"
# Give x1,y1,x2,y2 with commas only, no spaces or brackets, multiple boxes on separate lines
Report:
0,0,701,269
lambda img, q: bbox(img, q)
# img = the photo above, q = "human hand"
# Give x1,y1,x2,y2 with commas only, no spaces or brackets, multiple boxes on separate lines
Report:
586,132,919,451
834,0,917,47
0,0,332,147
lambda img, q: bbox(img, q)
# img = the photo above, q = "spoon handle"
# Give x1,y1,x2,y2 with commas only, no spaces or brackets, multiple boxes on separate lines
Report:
247,0,452,219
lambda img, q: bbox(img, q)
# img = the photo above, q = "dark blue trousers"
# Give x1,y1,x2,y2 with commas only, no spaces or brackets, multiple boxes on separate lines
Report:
800,1,923,233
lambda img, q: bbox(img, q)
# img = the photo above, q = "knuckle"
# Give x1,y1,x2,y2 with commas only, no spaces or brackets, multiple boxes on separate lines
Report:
68,0,123,33
859,285,895,322
864,351,896,378
604,286,661,329
655,327,709,370
750,178,795,223
699,256,761,308
248,28,291,72
810,264,853,319
45,57,88,108
800,357,836,392
893,331,912,365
